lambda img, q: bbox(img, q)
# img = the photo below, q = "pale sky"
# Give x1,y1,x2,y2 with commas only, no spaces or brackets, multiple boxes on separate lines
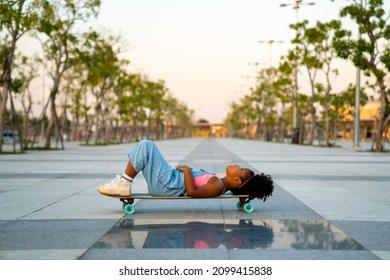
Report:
21,0,390,123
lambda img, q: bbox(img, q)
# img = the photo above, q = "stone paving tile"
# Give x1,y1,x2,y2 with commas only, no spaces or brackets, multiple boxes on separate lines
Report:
0,138,389,260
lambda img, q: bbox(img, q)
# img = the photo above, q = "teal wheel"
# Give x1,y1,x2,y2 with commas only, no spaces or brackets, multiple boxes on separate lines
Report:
124,204,135,215
236,201,244,210
243,203,254,213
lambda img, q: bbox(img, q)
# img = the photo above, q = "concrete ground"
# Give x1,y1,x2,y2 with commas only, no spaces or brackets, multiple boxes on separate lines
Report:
0,138,389,260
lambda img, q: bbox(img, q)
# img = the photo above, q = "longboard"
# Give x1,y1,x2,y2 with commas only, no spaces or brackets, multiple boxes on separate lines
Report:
100,192,255,214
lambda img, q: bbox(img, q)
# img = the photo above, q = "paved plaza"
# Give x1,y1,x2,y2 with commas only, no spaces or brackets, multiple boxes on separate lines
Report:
0,138,389,260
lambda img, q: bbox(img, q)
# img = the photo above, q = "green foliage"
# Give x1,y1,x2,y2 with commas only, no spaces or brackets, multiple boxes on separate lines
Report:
333,0,390,151
334,0,390,78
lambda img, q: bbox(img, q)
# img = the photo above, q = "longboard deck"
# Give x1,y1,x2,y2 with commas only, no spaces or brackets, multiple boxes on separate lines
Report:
99,192,255,214
101,192,249,199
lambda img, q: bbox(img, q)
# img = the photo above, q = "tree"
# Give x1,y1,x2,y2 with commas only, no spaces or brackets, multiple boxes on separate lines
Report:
225,101,246,138
36,0,100,149
329,83,369,140
125,74,147,141
13,55,37,148
62,61,88,142
290,18,343,146
333,0,390,151
143,79,167,139
292,20,323,145
273,58,295,142
310,20,341,146
162,94,194,138
0,0,39,153
253,68,278,141
78,31,121,144
114,71,135,143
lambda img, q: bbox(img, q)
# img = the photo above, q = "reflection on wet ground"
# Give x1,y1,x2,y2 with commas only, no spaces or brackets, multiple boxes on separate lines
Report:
93,219,365,251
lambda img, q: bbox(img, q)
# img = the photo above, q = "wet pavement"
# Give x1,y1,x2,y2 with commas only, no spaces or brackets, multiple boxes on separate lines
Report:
87,218,364,252
0,138,389,260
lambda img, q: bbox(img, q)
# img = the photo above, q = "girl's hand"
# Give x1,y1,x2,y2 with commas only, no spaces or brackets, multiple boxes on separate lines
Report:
177,165,224,197
176,165,192,173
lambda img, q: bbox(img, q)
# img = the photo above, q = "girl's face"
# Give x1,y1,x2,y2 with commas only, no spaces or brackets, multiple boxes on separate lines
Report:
226,165,252,182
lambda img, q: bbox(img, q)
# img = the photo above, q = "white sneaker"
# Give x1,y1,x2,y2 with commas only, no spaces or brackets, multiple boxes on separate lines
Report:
97,175,132,196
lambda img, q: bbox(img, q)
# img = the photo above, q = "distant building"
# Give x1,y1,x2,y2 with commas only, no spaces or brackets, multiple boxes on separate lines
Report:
336,100,389,141
192,121,226,138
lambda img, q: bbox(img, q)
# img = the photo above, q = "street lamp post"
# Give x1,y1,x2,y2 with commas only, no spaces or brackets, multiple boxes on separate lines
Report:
280,0,315,144
258,40,283,68
248,62,266,88
353,0,363,150
247,62,261,74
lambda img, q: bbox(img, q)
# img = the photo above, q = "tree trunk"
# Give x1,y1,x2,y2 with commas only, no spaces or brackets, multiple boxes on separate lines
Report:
0,84,8,152
374,80,389,152
44,98,55,149
307,98,316,145
8,87,24,153
0,3,22,153
0,53,13,152
93,107,100,145
44,71,61,149
21,91,32,149
324,93,330,146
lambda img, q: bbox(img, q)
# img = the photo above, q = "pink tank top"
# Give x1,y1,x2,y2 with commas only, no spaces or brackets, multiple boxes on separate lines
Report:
194,174,217,188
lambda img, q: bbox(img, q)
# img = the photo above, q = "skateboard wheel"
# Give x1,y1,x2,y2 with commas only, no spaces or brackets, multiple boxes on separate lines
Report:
243,203,254,213
124,204,135,215
236,201,243,210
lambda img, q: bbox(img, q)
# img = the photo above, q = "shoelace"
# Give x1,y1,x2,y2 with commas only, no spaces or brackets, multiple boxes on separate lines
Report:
106,174,122,188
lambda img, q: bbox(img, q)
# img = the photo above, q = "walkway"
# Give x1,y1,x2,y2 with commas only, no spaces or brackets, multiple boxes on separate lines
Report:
0,138,389,260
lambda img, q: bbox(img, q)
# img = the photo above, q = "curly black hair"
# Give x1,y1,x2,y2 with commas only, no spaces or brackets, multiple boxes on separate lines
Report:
230,172,274,202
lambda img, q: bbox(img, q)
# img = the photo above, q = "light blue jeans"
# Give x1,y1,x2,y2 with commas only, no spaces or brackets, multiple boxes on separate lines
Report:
128,140,214,196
